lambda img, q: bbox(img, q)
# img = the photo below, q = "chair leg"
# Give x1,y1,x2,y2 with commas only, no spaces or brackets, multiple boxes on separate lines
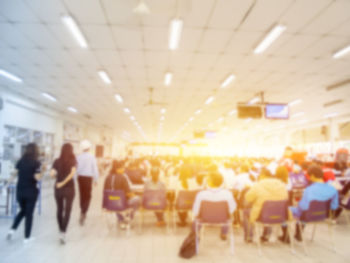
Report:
195,221,199,254
230,225,235,255
344,210,350,225
255,224,262,256
328,222,336,253
287,222,295,254
311,224,316,242
299,223,308,255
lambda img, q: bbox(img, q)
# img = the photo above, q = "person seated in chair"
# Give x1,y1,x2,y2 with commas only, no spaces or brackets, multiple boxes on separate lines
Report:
192,172,236,241
282,165,339,242
103,160,140,229
243,167,289,243
144,167,167,227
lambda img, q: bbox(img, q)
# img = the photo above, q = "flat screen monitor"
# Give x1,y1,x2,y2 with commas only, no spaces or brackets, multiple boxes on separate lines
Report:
237,104,263,119
265,104,289,119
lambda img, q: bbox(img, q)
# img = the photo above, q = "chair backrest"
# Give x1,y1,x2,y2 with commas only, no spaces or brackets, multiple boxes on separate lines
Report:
199,201,229,223
289,172,308,189
142,190,167,210
175,190,199,210
102,190,128,211
258,200,289,224
125,169,144,185
301,200,331,222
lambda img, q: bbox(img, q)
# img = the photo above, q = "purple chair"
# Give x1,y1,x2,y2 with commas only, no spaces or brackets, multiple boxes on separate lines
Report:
173,190,198,230
254,200,294,254
141,190,168,231
195,201,234,255
299,200,334,253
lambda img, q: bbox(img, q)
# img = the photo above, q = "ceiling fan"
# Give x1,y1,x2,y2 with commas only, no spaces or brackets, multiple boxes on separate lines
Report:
144,87,168,107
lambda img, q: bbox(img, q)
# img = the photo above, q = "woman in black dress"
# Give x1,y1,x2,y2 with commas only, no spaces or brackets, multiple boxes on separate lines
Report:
7,143,43,244
50,143,77,244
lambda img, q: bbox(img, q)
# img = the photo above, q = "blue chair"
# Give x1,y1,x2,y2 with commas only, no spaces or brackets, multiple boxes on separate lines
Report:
173,190,198,231
254,200,294,254
298,200,334,254
195,201,234,255
102,190,132,235
141,190,168,231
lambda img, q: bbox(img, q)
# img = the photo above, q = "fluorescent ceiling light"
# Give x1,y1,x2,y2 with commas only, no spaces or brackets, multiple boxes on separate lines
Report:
130,116,135,121
161,108,166,114
248,97,259,105
98,70,111,84
61,15,88,49
205,96,214,105
164,72,172,86
229,109,237,116
67,106,78,113
115,94,123,103
291,112,305,118
221,74,235,88
195,109,202,115
217,117,224,123
188,117,194,122
42,93,57,102
333,44,350,59
160,116,165,121
123,108,130,114
254,24,286,54
289,99,302,107
169,18,183,50
324,112,338,119
0,69,23,83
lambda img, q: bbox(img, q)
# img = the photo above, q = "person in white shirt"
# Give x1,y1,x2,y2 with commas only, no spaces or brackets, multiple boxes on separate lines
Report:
219,162,236,188
192,172,236,240
76,140,99,225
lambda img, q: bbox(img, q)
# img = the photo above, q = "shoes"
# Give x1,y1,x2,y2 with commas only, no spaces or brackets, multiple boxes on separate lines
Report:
220,234,227,241
278,235,290,244
23,237,35,244
245,238,253,244
6,230,14,241
119,222,127,230
59,233,66,245
176,221,187,227
156,221,166,227
260,236,269,243
79,213,86,226
294,233,302,242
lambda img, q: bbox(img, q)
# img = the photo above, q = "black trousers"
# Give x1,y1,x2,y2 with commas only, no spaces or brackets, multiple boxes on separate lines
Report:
55,187,75,233
78,176,93,215
12,192,38,238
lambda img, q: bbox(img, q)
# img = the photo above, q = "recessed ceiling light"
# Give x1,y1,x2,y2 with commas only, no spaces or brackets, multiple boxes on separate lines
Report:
0,69,23,83
254,24,286,54
67,106,78,113
169,18,183,50
98,70,111,84
195,109,202,115
205,96,214,105
123,108,130,114
333,44,350,59
221,74,235,88
164,72,172,86
289,99,302,107
42,93,57,102
324,112,338,119
229,109,237,116
115,94,123,103
291,112,305,118
61,15,88,49
161,108,166,114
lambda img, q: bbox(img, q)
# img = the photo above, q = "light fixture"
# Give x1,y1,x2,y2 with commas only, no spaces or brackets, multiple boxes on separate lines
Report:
324,112,338,119
289,99,302,107
160,116,165,121
164,72,173,86
205,96,214,105
229,109,237,116
61,15,88,49
221,74,235,88
188,117,194,122
254,24,286,54
248,97,259,105
291,112,305,118
67,106,78,113
133,0,151,15
115,94,123,103
42,93,57,102
98,70,111,84
333,44,350,59
123,108,130,114
195,109,202,115
130,116,135,121
0,69,23,83
169,18,183,50
217,117,224,123
161,108,166,114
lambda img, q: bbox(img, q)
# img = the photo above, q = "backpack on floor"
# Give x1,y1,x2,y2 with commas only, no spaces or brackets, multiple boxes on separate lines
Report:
179,231,196,259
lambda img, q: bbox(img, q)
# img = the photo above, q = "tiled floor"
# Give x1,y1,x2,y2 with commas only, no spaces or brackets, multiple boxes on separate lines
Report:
1,179,349,263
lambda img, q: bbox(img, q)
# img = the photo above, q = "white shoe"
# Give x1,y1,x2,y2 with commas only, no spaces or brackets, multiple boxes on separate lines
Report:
23,237,35,244
6,230,14,241
59,233,66,245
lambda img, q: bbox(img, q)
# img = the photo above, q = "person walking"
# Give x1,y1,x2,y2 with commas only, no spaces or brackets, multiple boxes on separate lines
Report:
76,140,99,225
6,143,43,244
50,143,77,244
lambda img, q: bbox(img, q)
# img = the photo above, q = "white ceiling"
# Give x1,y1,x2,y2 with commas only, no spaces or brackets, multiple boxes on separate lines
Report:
0,0,349,142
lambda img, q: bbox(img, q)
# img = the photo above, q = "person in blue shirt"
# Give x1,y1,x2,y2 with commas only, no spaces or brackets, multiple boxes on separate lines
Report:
279,164,338,243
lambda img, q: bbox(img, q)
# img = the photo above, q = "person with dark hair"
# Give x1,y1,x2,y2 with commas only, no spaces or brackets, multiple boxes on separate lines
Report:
144,167,166,227
6,143,43,244
280,165,339,243
50,143,77,244
192,172,236,240
103,159,140,229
